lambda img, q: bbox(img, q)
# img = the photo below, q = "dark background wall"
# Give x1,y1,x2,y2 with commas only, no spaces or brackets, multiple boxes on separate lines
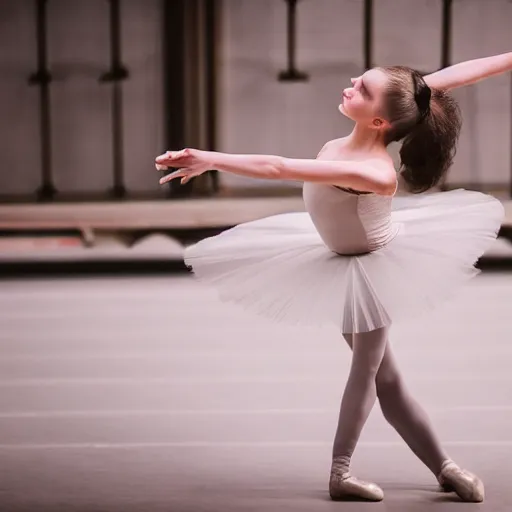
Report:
1,0,512,198
0,0,165,198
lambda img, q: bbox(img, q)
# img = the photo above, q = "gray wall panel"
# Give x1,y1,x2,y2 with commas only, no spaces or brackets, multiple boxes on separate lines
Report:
218,0,363,188
0,0,165,198
122,0,165,195
373,0,442,71
48,0,112,194
449,0,512,186
0,0,41,196
1,0,510,197
218,0,511,190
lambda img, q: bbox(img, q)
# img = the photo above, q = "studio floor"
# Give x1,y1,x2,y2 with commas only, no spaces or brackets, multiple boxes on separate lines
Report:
0,271,511,511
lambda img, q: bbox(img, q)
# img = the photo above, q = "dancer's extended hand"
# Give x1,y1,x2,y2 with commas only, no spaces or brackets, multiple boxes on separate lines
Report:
155,148,212,185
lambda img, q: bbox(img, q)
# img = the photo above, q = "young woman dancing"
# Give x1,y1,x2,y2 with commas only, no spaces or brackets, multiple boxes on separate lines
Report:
155,52,510,502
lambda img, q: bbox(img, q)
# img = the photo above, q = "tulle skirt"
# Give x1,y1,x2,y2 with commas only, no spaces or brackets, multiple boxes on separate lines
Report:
184,189,504,333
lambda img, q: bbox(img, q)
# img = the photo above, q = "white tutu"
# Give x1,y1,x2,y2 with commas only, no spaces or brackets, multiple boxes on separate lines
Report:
184,189,504,333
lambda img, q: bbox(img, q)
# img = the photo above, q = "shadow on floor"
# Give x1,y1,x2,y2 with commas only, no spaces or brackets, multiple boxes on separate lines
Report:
0,255,511,279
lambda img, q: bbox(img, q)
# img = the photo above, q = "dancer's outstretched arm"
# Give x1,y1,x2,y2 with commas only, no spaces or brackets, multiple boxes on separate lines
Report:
424,51,512,90
155,148,396,195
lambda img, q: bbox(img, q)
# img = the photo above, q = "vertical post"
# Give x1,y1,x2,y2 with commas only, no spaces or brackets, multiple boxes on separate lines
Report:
441,0,452,70
205,0,219,192
510,77,512,196
163,0,185,152
278,0,308,81
439,0,452,191
29,0,56,201
162,0,188,196
100,0,129,199
363,0,373,70
162,0,220,197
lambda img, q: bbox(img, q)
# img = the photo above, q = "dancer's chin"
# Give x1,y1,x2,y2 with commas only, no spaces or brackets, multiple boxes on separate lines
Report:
338,104,348,117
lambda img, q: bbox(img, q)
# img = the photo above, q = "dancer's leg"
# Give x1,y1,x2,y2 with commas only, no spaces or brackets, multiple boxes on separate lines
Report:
332,327,388,461
329,327,388,501
343,333,448,476
342,333,484,502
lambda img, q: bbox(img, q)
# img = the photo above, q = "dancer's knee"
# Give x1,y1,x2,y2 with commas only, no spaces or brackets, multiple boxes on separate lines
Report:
376,366,403,399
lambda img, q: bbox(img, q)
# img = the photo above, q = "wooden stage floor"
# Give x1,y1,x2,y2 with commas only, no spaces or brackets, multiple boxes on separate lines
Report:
0,272,511,511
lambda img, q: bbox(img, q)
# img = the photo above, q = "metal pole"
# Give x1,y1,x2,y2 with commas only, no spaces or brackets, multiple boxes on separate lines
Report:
162,0,190,197
363,0,373,70
439,0,452,191
100,0,128,199
163,0,185,153
441,0,452,70
29,0,56,201
205,0,219,192
510,75,512,196
278,0,308,81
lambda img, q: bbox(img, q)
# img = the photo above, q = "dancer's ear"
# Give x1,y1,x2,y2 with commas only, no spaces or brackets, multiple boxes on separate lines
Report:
372,118,389,129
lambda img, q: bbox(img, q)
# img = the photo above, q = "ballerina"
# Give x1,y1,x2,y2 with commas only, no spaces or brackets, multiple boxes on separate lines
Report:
155,51,510,502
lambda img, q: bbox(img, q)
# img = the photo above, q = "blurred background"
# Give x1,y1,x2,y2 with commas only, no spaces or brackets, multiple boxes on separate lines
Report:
1,0,512,270
1,2,512,511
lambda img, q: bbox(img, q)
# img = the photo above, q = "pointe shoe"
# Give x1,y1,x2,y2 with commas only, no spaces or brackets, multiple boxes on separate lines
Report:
329,471,384,501
437,460,484,502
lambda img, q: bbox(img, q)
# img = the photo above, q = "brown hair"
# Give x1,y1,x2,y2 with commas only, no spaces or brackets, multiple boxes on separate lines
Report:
380,66,462,193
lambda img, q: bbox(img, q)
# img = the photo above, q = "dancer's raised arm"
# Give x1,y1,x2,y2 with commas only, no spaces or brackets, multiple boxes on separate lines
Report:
424,51,512,91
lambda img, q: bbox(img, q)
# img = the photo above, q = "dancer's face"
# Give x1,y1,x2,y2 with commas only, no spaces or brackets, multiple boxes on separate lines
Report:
339,68,389,129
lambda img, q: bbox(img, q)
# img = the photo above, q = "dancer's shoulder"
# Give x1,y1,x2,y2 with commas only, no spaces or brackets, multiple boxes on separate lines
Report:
316,137,348,158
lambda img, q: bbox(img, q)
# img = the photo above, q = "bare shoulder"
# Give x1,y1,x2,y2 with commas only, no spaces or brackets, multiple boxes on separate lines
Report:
317,138,397,195
317,137,347,157
324,137,347,146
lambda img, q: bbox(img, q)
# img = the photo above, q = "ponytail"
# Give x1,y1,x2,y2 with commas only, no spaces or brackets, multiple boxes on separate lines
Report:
400,88,461,193
381,66,462,194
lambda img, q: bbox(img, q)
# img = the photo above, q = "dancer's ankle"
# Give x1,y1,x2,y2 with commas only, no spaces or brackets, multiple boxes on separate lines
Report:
434,457,454,479
331,455,351,477
438,459,455,476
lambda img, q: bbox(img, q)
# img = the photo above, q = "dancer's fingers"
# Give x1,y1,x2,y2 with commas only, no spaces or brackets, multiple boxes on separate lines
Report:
159,169,186,185
155,149,189,167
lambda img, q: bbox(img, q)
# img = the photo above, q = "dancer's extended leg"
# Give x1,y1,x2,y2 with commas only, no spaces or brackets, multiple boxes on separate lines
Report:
342,333,484,502
344,333,448,476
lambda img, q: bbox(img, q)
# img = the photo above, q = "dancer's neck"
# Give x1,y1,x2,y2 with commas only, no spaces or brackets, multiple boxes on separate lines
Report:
344,123,387,153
